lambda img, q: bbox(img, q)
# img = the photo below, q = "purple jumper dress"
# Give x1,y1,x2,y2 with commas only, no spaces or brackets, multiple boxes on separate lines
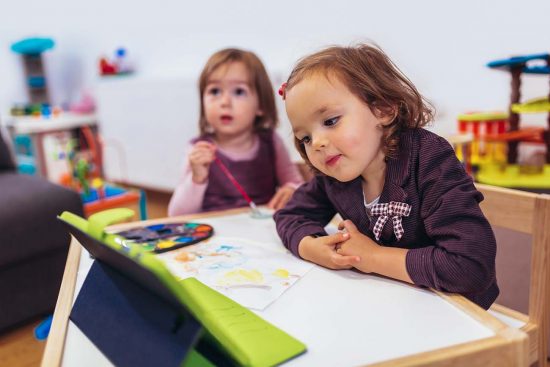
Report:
196,131,278,212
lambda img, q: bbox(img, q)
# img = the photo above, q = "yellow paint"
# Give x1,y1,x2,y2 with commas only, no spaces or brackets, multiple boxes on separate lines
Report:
273,268,290,278
157,240,175,249
219,269,264,285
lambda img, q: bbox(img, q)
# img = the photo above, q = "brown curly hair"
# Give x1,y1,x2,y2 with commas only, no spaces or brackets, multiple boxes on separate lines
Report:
198,48,278,136
285,43,434,173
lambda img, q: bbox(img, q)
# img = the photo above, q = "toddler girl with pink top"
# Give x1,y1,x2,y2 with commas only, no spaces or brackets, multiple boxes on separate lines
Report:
168,48,303,216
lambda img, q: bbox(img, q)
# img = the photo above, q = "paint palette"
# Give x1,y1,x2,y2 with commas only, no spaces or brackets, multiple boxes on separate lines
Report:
115,222,214,254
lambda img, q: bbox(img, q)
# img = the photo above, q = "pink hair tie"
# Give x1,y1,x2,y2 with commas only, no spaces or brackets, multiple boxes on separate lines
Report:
278,82,287,100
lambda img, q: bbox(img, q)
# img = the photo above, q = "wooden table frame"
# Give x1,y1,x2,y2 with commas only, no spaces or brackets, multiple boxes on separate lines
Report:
42,208,528,367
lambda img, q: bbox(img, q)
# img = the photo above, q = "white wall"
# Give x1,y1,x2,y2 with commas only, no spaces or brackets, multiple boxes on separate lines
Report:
2,0,549,129
2,0,550,188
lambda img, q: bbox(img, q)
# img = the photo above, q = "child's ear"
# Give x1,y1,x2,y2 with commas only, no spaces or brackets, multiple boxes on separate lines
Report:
373,106,397,126
256,109,264,117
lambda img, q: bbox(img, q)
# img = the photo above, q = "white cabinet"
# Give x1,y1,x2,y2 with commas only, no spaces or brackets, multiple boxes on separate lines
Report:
95,74,299,192
96,76,199,192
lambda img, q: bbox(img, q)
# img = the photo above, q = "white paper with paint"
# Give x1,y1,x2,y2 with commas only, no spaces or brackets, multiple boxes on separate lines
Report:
156,236,313,310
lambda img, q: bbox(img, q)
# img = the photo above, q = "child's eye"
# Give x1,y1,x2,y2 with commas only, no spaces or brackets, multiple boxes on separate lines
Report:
233,87,248,97
298,136,311,145
323,117,340,127
207,87,221,96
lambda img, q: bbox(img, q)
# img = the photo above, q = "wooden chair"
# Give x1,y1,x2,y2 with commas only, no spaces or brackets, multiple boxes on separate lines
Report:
476,183,550,366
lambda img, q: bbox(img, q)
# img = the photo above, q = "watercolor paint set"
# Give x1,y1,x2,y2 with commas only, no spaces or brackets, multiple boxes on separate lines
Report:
115,222,214,253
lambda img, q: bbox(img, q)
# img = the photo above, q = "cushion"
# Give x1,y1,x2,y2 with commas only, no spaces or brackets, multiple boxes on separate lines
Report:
0,173,83,268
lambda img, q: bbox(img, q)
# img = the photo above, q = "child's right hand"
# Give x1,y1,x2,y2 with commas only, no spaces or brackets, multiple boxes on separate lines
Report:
298,233,361,270
189,141,217,184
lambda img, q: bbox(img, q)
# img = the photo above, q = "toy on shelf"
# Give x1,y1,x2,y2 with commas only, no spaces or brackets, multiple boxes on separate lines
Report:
446,132,474,173
455,111,508,174
10,37,59,117
487,53,550,164
56,126,145,218
60,126,101,192
13,135,36,175
99,47,134,76
80,181,145,219
451,53,550,190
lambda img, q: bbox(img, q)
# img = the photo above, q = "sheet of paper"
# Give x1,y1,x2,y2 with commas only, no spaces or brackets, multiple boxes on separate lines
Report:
157,236,313,310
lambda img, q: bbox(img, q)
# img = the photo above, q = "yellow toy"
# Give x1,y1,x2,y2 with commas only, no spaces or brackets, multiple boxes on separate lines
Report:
453,54,550,190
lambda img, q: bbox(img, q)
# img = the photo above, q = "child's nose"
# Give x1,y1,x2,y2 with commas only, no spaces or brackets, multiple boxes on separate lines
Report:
311,134,328,150
220,91,231,106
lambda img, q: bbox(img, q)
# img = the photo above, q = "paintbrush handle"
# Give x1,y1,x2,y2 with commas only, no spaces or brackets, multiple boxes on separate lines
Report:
214,157,254,204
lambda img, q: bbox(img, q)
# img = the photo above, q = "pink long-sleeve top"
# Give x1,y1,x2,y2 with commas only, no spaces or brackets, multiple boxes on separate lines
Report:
168,132,304,216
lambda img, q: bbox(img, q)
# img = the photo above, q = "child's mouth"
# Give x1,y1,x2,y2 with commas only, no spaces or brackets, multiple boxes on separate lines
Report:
325,154,341,166
220,115,233,124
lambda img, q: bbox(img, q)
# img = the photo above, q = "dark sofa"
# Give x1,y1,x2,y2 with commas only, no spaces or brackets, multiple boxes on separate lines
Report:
0,130,83,332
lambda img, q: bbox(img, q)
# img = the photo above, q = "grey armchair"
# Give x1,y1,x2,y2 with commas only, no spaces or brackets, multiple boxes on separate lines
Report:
0,129,83,332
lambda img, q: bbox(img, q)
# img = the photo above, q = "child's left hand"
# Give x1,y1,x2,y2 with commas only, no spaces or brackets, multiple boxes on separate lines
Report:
267,185,295,210
337,219,380,274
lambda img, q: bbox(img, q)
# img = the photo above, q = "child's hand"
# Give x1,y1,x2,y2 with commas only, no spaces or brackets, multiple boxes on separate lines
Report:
337,220,380,273
298,233,361,270
189,141,216,184
267,185,295,210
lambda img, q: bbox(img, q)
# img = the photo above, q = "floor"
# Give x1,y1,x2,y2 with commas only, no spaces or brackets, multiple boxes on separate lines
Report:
0,319,45,367
0,188,171,367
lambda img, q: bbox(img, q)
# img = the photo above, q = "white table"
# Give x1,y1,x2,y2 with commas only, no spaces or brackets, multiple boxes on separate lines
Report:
42,209,528,367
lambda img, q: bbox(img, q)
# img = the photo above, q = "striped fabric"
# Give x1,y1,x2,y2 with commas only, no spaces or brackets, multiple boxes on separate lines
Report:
275,128,499,309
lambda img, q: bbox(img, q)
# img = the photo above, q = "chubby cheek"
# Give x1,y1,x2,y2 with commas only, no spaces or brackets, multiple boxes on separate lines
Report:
304,148,326,171
203,100,216,117
341,127,381,157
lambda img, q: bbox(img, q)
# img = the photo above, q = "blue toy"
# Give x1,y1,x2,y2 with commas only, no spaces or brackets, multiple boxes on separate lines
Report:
34,315,53,340
10,37,55,107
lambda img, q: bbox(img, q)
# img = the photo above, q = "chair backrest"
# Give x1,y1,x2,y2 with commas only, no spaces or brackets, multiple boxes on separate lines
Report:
476,183,550,365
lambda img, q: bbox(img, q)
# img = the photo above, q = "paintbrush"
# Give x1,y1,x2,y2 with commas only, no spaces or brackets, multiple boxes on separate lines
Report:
214,157,263,217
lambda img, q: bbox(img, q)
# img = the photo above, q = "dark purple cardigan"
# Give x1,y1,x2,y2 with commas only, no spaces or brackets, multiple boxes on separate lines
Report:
198,131,278,212
274,128,498,309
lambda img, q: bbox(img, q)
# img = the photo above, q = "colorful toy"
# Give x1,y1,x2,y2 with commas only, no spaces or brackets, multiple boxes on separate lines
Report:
115,222,214,253
451,53,550,190
456,111,508,171
55,127,146,219
60,125,102,191
9,37,62,118
99,47,134,76
11,37,54,106
487,53,550,164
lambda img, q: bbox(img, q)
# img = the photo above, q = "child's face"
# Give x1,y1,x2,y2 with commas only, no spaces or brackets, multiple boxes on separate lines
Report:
203,61,262,139
285,73,392,182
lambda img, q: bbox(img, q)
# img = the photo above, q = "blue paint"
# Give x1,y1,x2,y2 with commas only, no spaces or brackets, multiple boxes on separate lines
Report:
216,245,235,252
147,224,165,230
175,237,193,243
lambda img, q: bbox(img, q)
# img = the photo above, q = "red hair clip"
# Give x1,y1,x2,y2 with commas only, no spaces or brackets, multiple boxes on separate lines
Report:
278,82,287,100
